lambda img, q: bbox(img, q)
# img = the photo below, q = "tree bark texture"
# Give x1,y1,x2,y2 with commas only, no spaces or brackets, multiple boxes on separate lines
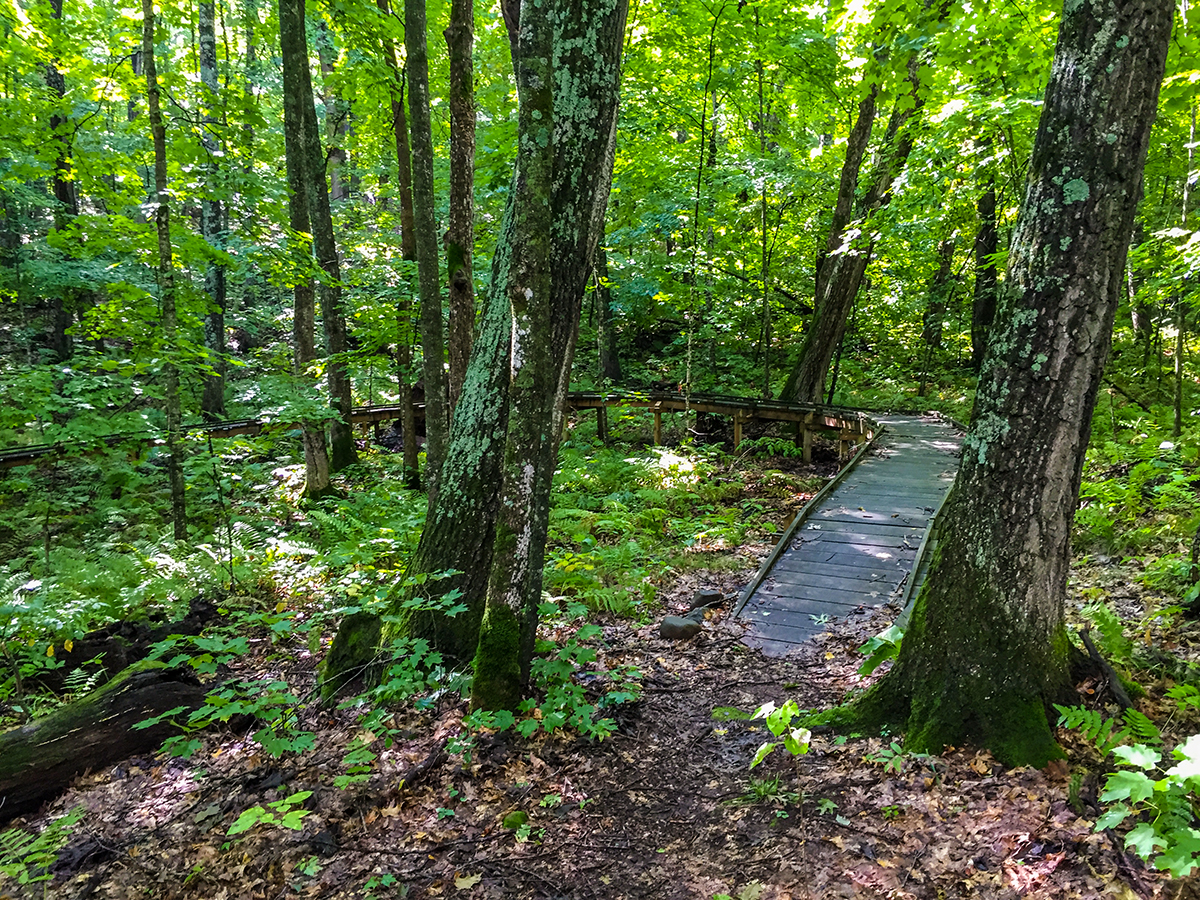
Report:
142,0,187,542
780,58,923,404
839,0,1175,767
445,0,476,413
279,0,331,498
199,0,228,420
405,0,450,495
325,0,627,689
280,0,357,472
471,0,554,710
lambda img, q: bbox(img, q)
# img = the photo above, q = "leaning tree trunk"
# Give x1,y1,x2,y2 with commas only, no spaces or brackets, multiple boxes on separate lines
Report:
322,0,627,694
829,0,1174,767
143,0,187,541
279,0,332,498
780,58,923,404
405,0,450,495
444,0,475,413
199,0,227,420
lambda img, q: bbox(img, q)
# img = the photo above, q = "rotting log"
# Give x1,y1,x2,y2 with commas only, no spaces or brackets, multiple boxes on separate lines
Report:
0,661,206,823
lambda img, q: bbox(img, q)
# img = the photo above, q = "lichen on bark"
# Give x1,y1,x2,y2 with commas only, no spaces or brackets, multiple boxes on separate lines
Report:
811,0,1174,768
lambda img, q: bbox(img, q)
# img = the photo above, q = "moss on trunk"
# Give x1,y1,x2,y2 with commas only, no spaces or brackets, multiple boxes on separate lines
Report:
471,604,522,712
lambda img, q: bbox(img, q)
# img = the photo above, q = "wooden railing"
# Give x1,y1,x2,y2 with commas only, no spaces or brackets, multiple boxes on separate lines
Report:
0,390,877,470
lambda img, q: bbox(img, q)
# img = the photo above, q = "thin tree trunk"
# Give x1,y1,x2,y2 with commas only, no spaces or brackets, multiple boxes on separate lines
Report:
596,248,622,382
405,0,449,496
1176,103,1196,437
279,0,331,498
142,0,187,541
918,236,955,399
834,0,1174,766
780,56,924,404
971,176,998,370
445,0,475,412
199,0,227,420
45,0,75,363
378,4,421,488
281,0,357,471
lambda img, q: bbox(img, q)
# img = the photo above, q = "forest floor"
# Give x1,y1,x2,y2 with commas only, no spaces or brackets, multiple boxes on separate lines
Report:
4,456,1199,899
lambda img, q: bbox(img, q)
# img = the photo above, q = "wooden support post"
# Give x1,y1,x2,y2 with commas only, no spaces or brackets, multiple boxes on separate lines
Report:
598,405,608,444
733,412,744,449
653,404,662,445
802,412,813,463
838,429,852,461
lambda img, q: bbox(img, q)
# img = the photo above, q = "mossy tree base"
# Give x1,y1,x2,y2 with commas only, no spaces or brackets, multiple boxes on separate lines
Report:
470,604,523,712
319,611,382,701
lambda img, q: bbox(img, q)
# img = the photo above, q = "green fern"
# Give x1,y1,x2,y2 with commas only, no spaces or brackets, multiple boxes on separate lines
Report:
1167,684,1200,713
1081,603,1133,664
1055,705,1131,756
1123,708,1162,744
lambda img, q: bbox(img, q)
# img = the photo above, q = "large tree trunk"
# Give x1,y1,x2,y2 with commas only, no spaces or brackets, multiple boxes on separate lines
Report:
0,663,206,824
378,2,421,488
831,0,1174,767
445,0,475,413
405,0,450,495
779,57,924,404
142,0,186,542
323,0,626,692
471,0,555,711
279,0,332,498
280,0,357,472
199,0,227,420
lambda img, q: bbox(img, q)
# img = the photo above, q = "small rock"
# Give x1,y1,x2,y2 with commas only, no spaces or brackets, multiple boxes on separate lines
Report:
660,607,708,640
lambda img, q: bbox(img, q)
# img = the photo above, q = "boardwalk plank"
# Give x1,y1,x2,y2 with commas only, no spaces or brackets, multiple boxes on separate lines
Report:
737,415,963,655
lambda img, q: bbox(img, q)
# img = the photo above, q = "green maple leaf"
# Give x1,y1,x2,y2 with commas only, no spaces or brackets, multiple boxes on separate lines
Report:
1124,823,1165,858
1156,828,1200,877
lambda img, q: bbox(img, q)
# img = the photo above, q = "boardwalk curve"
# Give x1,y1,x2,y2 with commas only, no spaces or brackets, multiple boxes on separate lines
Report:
734,414,964,656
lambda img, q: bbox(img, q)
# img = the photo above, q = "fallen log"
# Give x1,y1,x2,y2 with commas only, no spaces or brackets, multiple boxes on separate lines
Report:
0,661,206,823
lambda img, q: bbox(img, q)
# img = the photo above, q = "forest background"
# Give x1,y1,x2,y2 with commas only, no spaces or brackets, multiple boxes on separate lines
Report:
2,0,1200,893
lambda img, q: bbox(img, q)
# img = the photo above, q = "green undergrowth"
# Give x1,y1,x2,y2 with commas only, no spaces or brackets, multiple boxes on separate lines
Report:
546,434,792,616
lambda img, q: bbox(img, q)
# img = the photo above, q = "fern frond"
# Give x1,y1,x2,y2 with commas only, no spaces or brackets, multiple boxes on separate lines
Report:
1123,708,1162,745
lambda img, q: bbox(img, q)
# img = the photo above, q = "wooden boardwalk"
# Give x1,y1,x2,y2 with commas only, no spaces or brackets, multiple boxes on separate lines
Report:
734,414,964,656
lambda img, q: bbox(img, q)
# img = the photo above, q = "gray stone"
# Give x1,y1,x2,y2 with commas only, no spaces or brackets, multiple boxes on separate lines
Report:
660,606,708,640
660,615,703,640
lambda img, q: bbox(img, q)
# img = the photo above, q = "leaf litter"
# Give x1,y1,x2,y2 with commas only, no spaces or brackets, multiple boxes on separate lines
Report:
2,458,1196,899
